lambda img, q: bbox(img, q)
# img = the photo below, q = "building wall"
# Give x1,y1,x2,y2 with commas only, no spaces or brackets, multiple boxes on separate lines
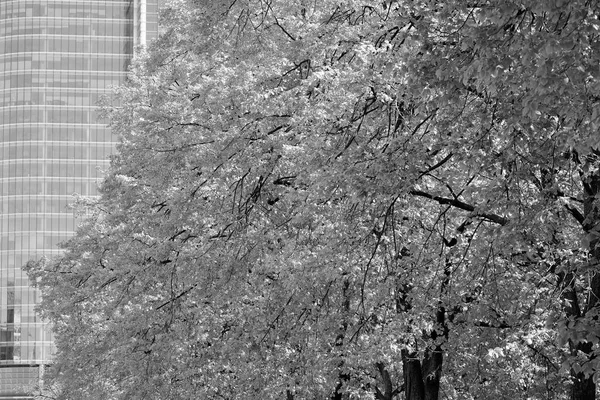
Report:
0,0,159,396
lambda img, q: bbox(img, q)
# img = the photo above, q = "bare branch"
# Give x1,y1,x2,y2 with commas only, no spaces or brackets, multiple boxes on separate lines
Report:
418,152,453,178
409,190,508,225
564,204,585,226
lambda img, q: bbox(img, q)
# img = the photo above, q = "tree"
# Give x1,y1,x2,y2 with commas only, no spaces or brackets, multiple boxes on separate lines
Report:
27,0,600,399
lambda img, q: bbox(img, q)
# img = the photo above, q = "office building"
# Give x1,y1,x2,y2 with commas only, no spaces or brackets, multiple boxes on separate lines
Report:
0,1,159,397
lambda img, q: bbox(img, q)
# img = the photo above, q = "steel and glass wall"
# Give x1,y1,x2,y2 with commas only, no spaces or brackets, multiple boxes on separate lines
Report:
0,0,159,396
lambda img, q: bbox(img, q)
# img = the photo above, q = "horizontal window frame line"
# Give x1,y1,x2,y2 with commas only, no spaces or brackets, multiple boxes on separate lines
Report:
0,122,112,127
0,33,134,39
0,70,128,76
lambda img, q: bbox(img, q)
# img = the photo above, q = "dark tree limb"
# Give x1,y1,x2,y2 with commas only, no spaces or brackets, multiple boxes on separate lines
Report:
565,204,585,226
155,284,198,310
409,190,508,225
418,152,453,179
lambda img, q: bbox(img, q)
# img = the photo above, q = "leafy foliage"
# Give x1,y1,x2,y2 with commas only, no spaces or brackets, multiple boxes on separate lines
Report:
27,0,600,399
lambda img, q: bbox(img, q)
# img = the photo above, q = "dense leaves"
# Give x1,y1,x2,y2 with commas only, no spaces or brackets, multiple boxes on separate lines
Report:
27,0,600,399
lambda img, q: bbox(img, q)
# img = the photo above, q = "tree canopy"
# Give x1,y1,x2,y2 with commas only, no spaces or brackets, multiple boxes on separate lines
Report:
27,0,600,399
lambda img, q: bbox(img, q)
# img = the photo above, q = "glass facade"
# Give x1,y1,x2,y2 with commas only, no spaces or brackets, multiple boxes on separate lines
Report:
0,0,159,397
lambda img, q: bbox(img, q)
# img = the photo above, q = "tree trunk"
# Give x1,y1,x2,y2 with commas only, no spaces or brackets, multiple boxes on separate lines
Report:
571,370,595,400
402,349,425,400
421,348,442,400
400,347,443,400
400,272,447,400
421,306,446,400
332,279,351,400
374,362,395,400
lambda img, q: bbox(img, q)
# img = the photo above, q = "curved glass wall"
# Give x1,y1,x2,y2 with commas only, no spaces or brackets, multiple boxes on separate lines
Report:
0,0,160,396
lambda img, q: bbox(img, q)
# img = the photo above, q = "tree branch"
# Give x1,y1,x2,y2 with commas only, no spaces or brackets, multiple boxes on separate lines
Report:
564,204,585,226
418,152,453,178
409,190,508,225
155,284,198,310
